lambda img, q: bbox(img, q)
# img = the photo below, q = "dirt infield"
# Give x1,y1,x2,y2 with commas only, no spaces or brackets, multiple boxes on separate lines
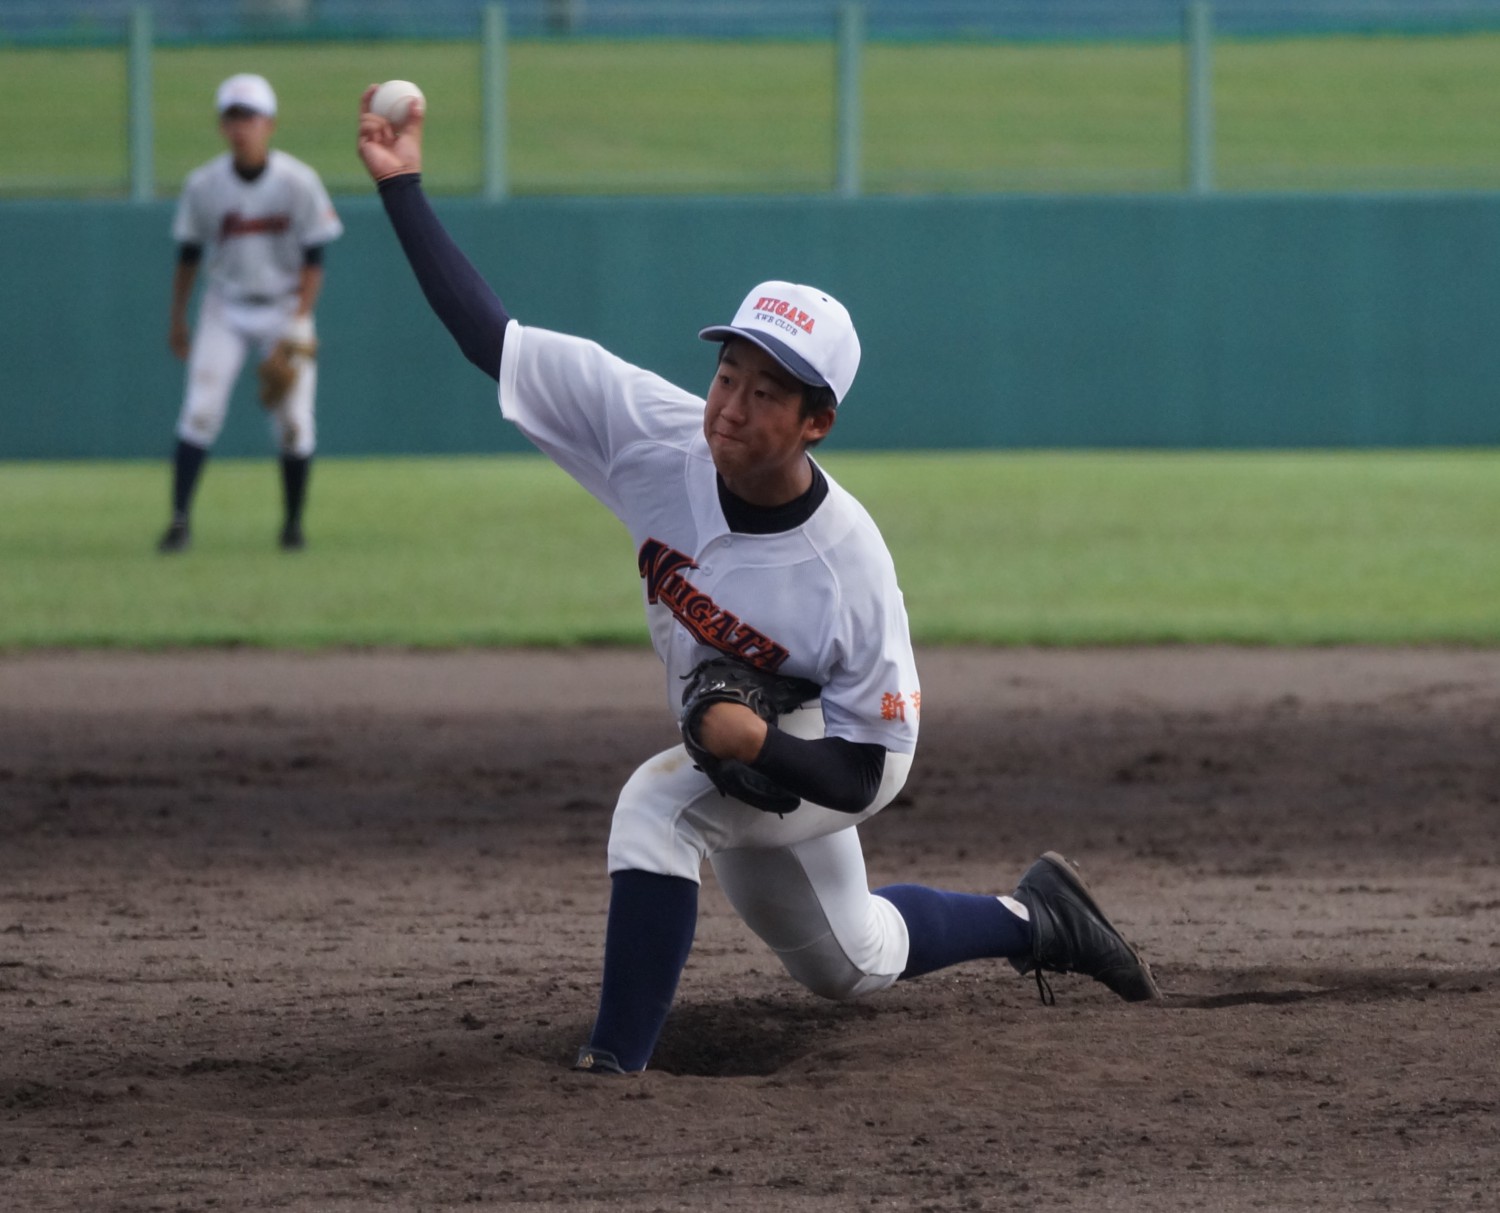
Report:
3,647,1498,1212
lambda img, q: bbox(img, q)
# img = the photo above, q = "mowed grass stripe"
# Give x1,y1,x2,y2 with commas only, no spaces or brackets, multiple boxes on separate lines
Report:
2,450,1498,649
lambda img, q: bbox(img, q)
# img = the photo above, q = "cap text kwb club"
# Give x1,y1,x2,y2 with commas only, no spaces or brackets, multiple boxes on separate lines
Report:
755,296,816,337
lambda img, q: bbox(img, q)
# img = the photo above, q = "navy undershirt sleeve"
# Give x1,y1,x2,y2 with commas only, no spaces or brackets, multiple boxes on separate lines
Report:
376,172,510,380
752,729,887,814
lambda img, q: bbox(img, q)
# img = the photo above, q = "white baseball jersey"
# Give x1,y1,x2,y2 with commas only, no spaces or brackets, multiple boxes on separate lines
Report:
497,321,921,756
172,149,343,302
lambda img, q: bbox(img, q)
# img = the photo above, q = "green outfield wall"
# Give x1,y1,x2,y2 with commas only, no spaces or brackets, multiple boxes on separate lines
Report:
4,192,1499,460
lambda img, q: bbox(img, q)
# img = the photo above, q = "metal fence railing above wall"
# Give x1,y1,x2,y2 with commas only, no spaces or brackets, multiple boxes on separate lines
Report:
5,2,1500,199
9,1,1500,43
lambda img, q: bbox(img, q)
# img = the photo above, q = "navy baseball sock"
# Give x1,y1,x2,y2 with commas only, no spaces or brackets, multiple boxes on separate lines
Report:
586,869,698,1072
171,439,209,517
875,884,1032,979
280,454,311,525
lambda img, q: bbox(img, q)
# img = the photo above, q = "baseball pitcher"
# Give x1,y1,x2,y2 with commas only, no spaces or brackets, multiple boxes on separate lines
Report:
356,85,1159,1075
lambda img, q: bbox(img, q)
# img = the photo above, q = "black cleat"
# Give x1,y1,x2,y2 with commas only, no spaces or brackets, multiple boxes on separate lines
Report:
279,520,305,551
157,515,191,554
572,1045,628,1075
1012,851,1160,1003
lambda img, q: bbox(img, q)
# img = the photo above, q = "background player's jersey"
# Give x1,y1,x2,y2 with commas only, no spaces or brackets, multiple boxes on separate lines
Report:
498,321,920,755
172,149,343,303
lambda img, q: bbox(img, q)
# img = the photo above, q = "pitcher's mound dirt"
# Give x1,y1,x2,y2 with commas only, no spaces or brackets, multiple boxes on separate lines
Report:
3,647,1497,1211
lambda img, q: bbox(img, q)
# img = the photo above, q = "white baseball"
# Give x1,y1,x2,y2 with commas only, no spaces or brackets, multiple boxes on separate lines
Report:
371,80,424,128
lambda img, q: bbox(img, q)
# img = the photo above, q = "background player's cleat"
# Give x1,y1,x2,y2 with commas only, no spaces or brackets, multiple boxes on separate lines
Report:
279,520,305,551
157,515,191,553
572,1045,628,1075
1012,851,1160,1003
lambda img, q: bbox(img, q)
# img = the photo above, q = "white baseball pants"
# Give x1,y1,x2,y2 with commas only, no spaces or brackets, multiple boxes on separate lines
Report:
606,702,915,1001
176,291,317,458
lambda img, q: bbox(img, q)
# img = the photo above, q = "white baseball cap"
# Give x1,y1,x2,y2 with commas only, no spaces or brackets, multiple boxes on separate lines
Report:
699,281,861,405
216,73,277,117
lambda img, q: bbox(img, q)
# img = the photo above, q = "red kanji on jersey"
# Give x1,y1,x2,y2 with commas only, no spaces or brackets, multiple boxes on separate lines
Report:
881,690,921,722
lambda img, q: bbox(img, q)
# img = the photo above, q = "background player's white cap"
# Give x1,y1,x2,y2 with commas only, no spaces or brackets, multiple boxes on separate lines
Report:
699,281,861,405
215,73,277,117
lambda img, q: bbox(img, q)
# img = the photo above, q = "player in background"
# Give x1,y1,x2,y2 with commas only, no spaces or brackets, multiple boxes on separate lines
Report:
158,73,344,553
355,86,1160,1075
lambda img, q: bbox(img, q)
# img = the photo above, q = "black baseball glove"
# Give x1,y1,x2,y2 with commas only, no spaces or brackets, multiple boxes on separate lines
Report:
680,657,821,815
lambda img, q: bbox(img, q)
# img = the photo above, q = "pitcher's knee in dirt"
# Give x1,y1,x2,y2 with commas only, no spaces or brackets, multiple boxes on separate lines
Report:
776,938,902,1000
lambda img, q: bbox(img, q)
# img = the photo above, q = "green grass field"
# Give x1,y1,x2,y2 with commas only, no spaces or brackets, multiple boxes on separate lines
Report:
4,32,1500,197
3,451,1497,650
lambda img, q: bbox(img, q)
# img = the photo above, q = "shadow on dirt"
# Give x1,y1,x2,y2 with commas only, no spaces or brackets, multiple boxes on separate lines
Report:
1163,967,1493,1010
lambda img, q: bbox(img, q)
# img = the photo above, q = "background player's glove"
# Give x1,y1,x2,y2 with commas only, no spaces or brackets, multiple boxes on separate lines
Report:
258,315,317,409
679,657,821,815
